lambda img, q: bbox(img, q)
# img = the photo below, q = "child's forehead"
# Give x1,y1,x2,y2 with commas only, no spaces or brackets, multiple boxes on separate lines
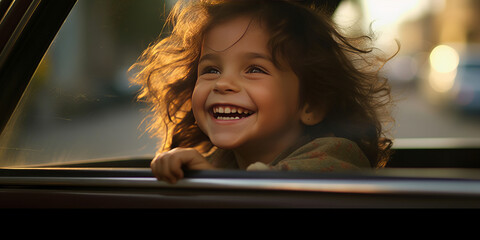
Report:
203,15,260,52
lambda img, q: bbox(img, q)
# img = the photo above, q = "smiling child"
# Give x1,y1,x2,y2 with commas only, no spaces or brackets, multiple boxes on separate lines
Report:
130,0,394,184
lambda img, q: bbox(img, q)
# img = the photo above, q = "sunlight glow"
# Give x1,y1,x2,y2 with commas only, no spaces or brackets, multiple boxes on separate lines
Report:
363,0,427,27
430,45,460,73
359,0,445,51
428,45,459,93
428,69,457,93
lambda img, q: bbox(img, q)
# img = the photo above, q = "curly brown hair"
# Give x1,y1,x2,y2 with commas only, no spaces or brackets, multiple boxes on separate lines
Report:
129,0,394,168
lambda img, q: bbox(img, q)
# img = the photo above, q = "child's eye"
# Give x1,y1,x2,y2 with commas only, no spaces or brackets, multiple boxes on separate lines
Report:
201,67,220,75
246,65,268,74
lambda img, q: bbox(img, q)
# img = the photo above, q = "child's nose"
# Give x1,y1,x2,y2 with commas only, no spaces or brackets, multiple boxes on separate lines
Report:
213,76,241,94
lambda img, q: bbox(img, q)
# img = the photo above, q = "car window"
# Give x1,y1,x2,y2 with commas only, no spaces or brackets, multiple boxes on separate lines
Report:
0,0,171,166
335,0,480,144
1,0,479,168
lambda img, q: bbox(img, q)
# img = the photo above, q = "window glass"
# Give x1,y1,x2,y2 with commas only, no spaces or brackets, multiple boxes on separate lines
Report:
0,0,174,166
334,0,480,145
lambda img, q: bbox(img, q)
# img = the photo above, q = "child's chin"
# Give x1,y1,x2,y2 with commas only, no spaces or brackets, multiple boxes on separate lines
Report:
210,137,244,150
212,142,241,150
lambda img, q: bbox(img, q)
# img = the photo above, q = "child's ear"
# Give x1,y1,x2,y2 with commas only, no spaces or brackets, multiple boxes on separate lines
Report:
300,103,326,126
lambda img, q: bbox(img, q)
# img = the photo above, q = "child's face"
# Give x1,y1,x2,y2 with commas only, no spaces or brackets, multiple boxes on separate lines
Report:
192,16,304,154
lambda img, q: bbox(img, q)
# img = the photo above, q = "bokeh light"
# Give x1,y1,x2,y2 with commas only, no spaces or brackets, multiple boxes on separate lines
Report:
430,45,460,73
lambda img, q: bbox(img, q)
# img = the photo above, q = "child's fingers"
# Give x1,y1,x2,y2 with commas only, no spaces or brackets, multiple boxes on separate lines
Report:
151,153,179,184
163,153,184,184
164,152,185,182
159,154,176,184
151,151,188,184
151,153,166,181
151,148,213,184
168,148,212,170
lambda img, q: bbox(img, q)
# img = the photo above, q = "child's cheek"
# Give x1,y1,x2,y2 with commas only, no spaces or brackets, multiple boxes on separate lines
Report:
191,84,208,130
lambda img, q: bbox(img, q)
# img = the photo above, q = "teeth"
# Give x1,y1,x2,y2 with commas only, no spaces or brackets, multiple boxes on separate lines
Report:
217,116,241,120
213,106,252,115
212,105,253,120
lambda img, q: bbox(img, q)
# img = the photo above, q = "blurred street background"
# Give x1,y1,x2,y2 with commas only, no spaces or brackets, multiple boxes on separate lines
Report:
1,0,480,166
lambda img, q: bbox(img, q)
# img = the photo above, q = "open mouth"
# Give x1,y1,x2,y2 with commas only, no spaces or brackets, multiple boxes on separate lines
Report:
211,105,254,120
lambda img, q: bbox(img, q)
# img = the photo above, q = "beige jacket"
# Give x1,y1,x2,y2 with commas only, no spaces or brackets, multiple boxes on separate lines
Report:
206,137,371,172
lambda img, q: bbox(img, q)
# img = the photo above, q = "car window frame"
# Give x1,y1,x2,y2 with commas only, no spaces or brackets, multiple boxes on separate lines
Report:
0,0,76,135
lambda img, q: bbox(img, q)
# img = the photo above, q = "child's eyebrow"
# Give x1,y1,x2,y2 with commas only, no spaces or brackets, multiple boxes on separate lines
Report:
244,52,273,62
198,53,219,64
199,52,273,64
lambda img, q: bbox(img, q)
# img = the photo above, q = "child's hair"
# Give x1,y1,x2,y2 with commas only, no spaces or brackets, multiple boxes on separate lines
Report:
129,0,394,168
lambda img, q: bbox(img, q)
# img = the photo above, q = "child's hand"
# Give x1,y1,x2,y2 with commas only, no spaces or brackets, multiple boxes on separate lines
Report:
151,148,215,184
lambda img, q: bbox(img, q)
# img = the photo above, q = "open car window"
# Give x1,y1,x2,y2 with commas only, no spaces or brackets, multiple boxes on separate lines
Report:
336,0,480,140
0,0,479,169
0,0,168,167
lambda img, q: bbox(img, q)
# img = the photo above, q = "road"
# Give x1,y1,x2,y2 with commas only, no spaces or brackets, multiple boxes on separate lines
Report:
392,85,480,139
